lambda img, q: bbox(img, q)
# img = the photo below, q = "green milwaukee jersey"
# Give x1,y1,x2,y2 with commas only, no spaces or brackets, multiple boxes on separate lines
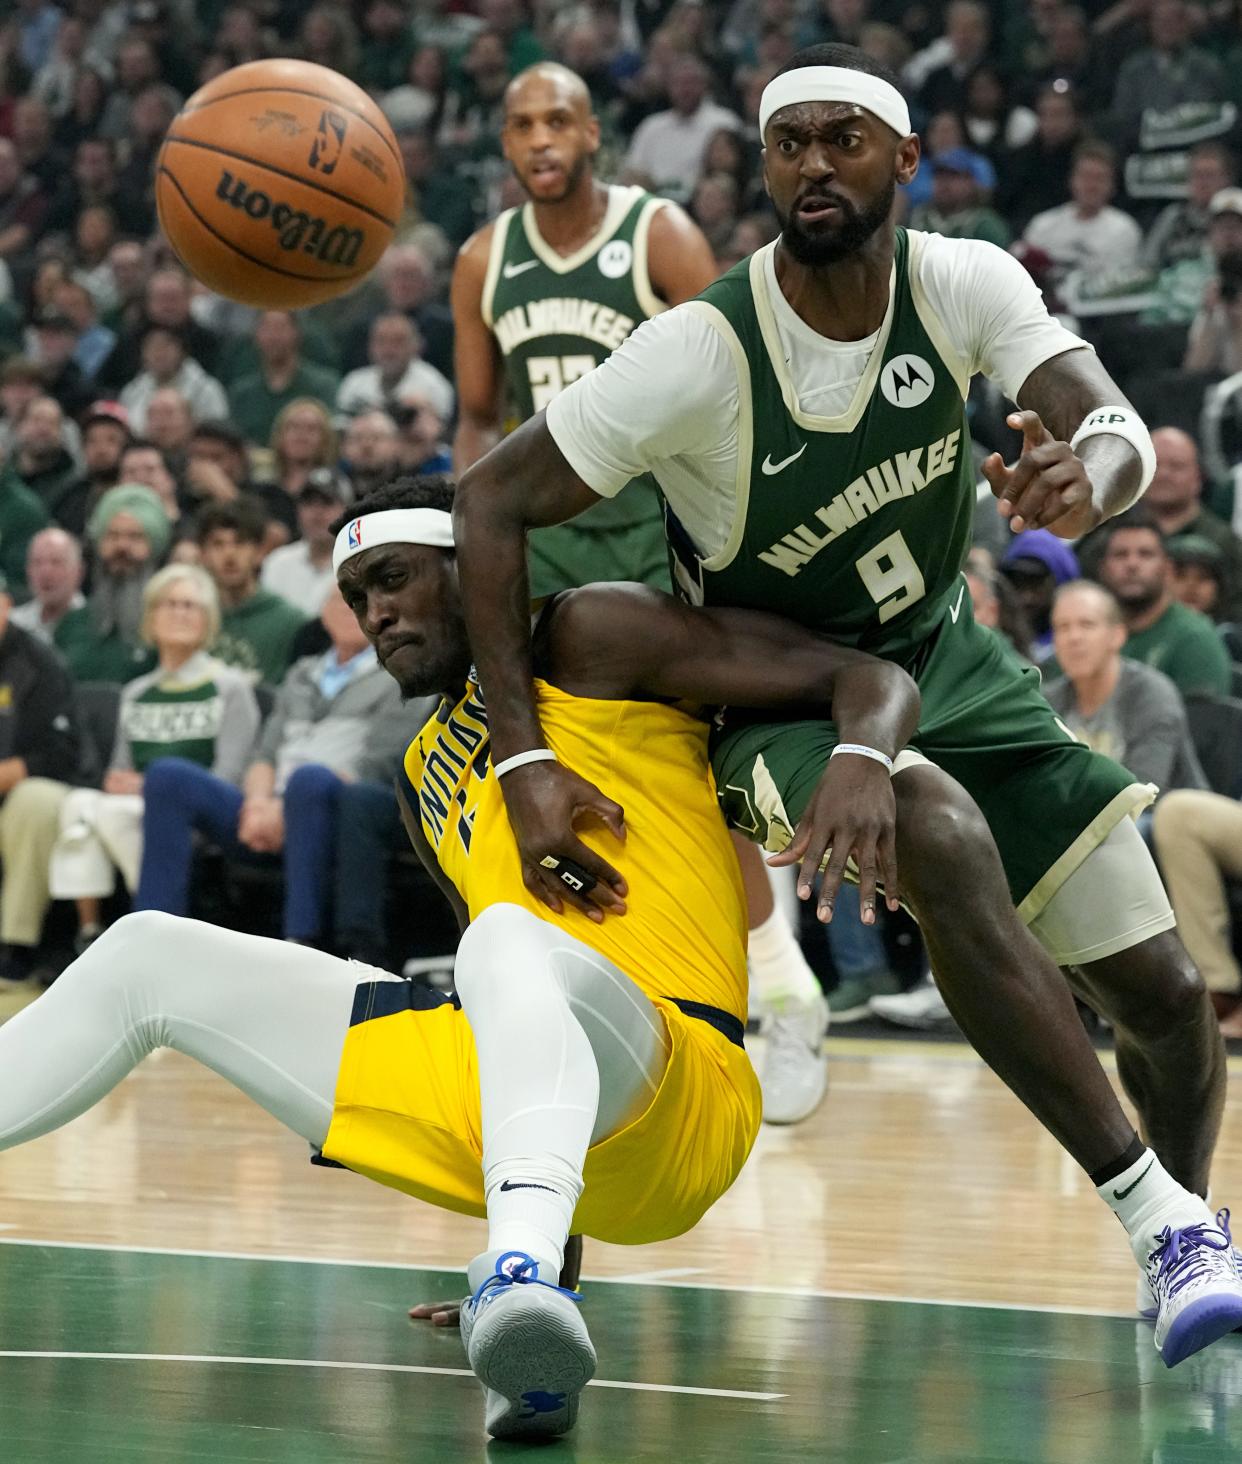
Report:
482,183,666,537
669,228,976,662
120,670,227,772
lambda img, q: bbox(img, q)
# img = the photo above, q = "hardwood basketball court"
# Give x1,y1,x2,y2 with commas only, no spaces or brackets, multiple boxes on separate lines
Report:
1,984,1239,1461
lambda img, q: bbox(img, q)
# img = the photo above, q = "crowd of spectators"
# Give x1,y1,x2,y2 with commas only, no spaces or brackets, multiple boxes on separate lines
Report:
3,1,1242,1036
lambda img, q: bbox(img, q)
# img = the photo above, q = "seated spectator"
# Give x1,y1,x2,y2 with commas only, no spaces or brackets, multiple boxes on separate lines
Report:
341,409,399,498
393,127,476,255
45,564,260,955
393,392,451,474
1144,142,1236,274
3,390,73,513
260,468,351,618
437,26,513,164
999,529,1080,663
43,136,125,241
1146,186,1242,328
101,266,221,388
689,170,740,258
54,484,168,684
341,242,454,380
29,309,93,418
1169,535,1227,620
1110,0,1227,153
120,325,230,434
1095,506,1232,697
53,398,130,538
261,397,339,533
1143,428,1242,619
0,357,48,459
0,136,48,263
909,148,1009,245
182,419,250,513
114,83,177,229
133,586,409,952
143,386,194,473
98,34,163,142
11,526,83,643
622,54,741,204
197,500,306,687
1183,222,1242,375
225,311,340,447
966,556,1033,660
959,62,1037,161
12,94,64,194
55,276,115,383
117,438,183,528
336,312,454,423
1029,7,1108,103
1153,789,1242,1036
915,0,992,118
0,571,81,987
1044,580,1205,794
1020,141,1141,285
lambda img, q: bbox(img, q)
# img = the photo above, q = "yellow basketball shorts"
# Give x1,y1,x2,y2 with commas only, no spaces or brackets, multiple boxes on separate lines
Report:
318,979,761,1246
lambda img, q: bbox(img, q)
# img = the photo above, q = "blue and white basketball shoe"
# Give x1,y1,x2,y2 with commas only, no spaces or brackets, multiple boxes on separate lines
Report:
461,1250,596,1440
1142,1211,1242,1367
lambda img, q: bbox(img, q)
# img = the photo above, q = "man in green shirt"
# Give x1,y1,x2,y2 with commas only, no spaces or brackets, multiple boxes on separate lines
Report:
1096,507,1231,698
225,312,340,447
909,149,1010,246
0,459,50,597
54,483,165,683
197,499,306,687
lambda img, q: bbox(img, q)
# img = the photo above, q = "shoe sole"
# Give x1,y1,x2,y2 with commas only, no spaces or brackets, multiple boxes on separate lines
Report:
827,1002,873,1024
469,1290,596,1440
1157,1292,1242,1367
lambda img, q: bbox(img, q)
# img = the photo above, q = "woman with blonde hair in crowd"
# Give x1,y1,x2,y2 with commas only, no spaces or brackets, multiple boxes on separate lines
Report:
48,563,260,953
266,397,339,508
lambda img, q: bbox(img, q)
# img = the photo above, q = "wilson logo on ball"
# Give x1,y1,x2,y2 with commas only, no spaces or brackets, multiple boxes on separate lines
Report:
215,169,365,267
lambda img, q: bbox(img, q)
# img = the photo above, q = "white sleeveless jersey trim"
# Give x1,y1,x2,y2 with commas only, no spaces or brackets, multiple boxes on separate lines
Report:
479,210,513,331
631,196,671,319
681,300,754,573
906,231,971,400
519,183,645,276
750,241,899,434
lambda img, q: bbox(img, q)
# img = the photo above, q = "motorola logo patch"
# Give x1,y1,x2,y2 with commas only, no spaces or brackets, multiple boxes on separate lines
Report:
880,353,934,408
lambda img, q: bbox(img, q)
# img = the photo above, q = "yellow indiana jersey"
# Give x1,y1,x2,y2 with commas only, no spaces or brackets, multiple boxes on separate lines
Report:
404,675,748,1023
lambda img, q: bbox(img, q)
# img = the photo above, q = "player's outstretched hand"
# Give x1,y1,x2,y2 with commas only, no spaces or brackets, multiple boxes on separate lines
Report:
409,1298,462,1327
982,410,1101,540
500,760,628,922
767,751,899,924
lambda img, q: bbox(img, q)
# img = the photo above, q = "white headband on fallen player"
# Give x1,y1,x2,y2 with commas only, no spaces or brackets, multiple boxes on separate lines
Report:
332,508,454,575
759,66,911,140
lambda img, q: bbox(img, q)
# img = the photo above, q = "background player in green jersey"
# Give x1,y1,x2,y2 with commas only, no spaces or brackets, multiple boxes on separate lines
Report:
450,44,1242,1362
451,62,830,1126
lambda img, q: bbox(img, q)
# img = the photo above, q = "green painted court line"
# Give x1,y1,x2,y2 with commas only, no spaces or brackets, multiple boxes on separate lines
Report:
0,1351,786,1401
0,1236,1137,1319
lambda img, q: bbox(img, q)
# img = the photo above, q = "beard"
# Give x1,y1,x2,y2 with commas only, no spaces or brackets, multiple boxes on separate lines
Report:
91,562,153,641
520,149,589,203
776,177,896,267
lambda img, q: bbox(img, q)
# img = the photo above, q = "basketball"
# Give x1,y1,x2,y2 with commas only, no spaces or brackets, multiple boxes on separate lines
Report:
155,59,405,309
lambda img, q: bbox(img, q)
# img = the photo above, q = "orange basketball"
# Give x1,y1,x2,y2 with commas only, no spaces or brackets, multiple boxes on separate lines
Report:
156,59,405,309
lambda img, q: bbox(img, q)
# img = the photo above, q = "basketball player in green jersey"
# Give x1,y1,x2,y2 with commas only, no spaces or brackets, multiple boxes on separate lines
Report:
449,44,1242,1364
452,61,830,1127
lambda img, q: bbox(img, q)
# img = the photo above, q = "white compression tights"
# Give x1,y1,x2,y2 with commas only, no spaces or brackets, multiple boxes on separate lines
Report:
0,905,669,1273
453,903,670,1271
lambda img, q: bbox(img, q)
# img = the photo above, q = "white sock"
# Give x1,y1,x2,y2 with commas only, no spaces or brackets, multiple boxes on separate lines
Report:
1096,1148,1214,1265
482,1153,581,1275
748,907,821,1009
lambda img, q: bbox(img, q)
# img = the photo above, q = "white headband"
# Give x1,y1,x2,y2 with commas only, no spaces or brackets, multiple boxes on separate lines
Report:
332,507,454,575
759,66,911,140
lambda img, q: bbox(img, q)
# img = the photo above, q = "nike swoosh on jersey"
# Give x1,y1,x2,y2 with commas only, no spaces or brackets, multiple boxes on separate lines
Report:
761,444,807,475
948,583,966,623
502,259,539,278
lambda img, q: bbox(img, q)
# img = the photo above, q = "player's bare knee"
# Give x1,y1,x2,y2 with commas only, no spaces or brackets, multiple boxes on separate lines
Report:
894,769,996,897
1087,933,1209,1035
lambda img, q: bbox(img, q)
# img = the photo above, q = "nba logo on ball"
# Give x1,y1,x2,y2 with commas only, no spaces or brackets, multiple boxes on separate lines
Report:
309,110,346,175
881,354,935,409
598,240,632,278
347,518,363,550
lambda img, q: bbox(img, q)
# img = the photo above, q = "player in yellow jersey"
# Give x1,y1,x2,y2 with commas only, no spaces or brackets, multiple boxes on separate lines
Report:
0,474,921,1441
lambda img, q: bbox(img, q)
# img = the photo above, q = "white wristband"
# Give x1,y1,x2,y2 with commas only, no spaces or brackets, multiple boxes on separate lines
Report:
493,748,558,779
831,743,894,772
1069,406,1156,512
